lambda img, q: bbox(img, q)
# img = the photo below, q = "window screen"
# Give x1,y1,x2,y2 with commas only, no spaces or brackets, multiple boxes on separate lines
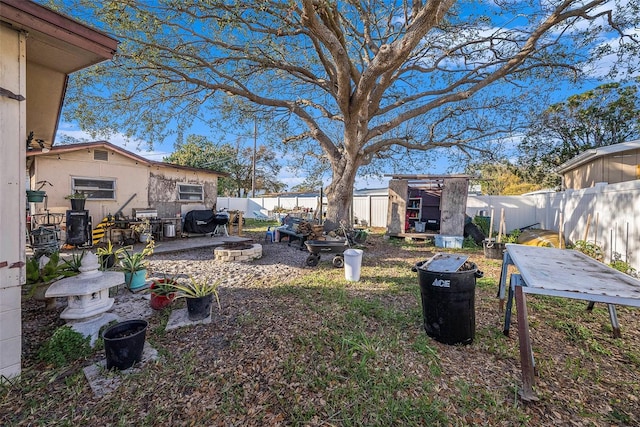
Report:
72,177,116,200
178,184,203,201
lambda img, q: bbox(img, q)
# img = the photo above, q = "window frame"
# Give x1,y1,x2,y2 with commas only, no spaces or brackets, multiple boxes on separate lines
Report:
71,177,116,200
177,183,204,201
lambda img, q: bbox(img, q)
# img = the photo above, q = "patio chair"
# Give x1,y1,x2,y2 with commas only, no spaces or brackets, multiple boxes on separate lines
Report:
253,210,270,221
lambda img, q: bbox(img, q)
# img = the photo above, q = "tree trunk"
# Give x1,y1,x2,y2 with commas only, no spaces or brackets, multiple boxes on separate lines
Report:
324,161,358,229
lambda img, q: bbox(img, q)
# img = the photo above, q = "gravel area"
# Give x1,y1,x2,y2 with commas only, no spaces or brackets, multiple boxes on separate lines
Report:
146,241,311,289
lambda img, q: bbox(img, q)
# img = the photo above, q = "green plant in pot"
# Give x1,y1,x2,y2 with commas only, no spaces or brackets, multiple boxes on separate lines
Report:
65,191,88,211
96,241,122,270
170,275,221,321
149,273,179,310
25,251,81,309
119,240,155,291
131,218,153,243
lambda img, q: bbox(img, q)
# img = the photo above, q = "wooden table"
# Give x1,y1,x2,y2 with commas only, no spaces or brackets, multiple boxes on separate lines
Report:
498,244,640,401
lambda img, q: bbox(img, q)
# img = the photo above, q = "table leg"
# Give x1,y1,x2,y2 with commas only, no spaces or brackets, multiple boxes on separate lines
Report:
515,285,539,402
498,252,512,312
503,274,518,336
607,304,621,338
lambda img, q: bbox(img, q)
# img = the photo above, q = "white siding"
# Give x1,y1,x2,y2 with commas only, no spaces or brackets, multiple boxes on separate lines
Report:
0,27,26,379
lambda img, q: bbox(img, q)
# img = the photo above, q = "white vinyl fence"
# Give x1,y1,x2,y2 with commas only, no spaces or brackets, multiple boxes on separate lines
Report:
221,180,640,270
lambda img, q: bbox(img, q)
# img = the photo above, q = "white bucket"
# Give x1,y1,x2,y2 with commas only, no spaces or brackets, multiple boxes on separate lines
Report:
164,223,176,238
344,248,364,281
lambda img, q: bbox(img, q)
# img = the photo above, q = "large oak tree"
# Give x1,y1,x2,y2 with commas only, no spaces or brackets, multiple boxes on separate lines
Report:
54,0,638,224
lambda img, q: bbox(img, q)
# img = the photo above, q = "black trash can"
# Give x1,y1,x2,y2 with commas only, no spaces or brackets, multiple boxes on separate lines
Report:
413,254,482,345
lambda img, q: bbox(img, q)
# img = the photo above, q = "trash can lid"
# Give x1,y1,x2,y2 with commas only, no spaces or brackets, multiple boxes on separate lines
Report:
418,253,469,273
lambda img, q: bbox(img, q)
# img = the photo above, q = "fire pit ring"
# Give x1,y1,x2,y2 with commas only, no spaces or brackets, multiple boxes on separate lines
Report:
214,241,262,262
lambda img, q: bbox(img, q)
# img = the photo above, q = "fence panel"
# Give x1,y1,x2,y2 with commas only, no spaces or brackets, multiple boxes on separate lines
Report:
221,182,640,271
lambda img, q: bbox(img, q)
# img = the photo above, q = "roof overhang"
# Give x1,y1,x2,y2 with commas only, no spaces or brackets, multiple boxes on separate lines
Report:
26,141,229,177
555,140,640,174
1,0,118,151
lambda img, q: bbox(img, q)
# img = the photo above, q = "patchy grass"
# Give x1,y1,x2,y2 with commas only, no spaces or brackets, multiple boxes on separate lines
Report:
2,231,639,426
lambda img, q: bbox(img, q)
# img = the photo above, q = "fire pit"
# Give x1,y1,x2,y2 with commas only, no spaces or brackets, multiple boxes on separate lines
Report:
221,240,255,250
214,239,262,262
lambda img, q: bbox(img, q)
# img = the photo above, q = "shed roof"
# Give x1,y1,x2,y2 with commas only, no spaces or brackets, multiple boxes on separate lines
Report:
555,140,640,174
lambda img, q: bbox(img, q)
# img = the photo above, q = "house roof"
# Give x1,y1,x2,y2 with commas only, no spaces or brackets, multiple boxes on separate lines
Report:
555,140,640,174
26,141,228,177
1,0,118,150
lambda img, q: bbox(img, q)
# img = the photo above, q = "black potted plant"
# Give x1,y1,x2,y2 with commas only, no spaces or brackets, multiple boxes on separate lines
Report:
65,191,87,211
102,319,148,370
169,275,221,321
96,241,122,270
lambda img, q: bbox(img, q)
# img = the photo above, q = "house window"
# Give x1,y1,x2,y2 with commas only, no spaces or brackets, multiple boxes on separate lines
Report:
72,177,116,200
178,184,203,201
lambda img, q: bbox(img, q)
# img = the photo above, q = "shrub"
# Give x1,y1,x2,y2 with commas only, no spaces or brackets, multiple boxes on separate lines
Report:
37,326,92,367
472,215,490,237
609,252,638,278
573,240,604,261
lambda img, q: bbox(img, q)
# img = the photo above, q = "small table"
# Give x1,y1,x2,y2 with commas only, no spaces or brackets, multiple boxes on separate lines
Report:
498,244,640,401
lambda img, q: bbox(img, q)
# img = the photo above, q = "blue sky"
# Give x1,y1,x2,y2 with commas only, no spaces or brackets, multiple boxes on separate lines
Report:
53,0,637,192
55,121,406,190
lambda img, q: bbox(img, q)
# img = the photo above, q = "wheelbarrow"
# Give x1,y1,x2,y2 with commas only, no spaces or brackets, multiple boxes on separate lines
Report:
304,239,350,268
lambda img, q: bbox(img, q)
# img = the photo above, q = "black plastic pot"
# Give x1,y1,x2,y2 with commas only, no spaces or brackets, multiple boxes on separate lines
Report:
103,319,148,370
186,294,213,321
99,254,116,270
70,198,86,211
483,240,506,260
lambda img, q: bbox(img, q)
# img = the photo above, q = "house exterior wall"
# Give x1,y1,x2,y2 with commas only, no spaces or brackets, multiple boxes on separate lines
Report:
30,147,222,227
149,165,219,218
0,26,26,379
563,149,640,190
31,148,150,223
